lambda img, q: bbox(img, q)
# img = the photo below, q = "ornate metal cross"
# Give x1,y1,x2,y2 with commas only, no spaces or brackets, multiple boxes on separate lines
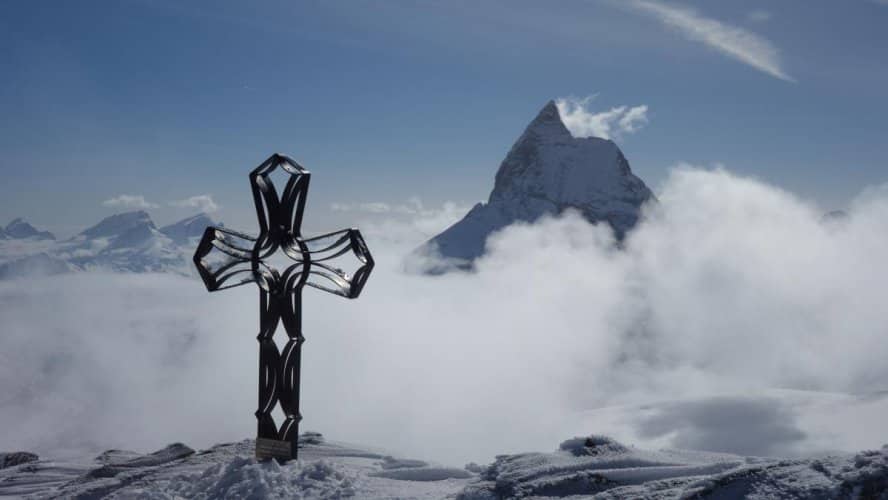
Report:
193,153,374,461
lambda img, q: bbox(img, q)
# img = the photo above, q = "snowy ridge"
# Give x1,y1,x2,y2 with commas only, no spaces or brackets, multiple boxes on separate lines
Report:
459,435,888,499
159,212,219,245
0,211,219,278
2,434,886,499
0,218,54,240
416,100,654,271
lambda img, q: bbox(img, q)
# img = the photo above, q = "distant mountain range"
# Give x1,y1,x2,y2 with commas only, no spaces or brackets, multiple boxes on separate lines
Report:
0,218,55,241
0,212,218,279
414,100,655,272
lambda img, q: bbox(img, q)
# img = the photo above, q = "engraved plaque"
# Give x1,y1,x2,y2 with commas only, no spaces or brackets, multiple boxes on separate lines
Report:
256,437,294,460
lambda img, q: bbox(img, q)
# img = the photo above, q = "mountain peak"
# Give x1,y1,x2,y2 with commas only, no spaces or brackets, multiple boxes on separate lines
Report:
414,100,654,271
80,210,156,240
525,100,571,138
4,217,55,240
160,213,220,245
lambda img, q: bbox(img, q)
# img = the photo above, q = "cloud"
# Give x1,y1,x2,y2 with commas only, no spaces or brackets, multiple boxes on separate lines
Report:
331,197,448,217
331,202,392,213
5,169,888,465
627,0,793,82
636,396,806,456
555,97,649,140
170,194,219,213
746,9,772,23
102,194,159,210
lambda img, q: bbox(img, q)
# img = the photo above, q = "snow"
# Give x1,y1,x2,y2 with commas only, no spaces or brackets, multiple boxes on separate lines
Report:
459,436,888,499
0,211,213,278
415,100,654,271
0,436,474,499
148,457,359,499
2,218,55,240
3,433,887,499
159,213,218,246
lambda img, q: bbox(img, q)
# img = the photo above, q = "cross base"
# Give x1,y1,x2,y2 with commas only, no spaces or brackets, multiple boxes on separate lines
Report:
255,437,297,461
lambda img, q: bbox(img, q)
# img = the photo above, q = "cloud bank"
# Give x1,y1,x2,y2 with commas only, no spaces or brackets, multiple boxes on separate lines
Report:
627,0,793,82
3,167,888,465
102,194,159,210
555,97,649,140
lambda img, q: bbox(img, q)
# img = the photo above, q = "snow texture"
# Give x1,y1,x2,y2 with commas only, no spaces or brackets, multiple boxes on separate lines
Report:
0,211,218,278
415,100,654,271
0,435,473,499
2,218,55,240
2,434,887,499
459,435,888,499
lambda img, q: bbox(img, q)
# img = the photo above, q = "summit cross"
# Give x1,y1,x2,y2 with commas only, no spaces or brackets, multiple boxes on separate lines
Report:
193,153,375,461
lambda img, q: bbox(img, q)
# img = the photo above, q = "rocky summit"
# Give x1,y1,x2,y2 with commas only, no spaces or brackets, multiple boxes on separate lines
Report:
416,100,654,271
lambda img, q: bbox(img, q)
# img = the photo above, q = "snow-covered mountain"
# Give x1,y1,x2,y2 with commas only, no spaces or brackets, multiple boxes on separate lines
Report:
416,100,654,271
0,211,218,278
159,213,219,245
2,432,886,498
1,218,55,240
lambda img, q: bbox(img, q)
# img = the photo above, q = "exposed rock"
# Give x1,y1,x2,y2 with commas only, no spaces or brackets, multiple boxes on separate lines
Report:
416,100,653,272
0,451,39,469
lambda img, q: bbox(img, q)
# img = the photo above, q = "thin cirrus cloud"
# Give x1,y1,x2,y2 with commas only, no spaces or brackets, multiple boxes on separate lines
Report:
746,9,772,23
101,194,159,210
554,96,649,140
170,194,219,213
626,0,794,82
331,198,427,215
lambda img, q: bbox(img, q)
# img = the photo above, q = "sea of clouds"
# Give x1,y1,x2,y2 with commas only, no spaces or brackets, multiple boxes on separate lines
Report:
2,166,887,465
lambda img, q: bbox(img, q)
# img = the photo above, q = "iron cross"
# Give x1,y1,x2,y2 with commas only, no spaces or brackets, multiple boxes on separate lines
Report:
193,153,374,461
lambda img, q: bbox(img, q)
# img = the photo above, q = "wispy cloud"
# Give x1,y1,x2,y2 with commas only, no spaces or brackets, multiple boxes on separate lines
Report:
331,197,427,215
170,194,219,213
555,96,649,140
627,0,793,82
746,9,772,23
102,194,158,210
331,202,393,214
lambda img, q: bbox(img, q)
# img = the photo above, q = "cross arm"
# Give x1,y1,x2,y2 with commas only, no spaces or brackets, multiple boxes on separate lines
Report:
193,226,263,292
292,228,375,299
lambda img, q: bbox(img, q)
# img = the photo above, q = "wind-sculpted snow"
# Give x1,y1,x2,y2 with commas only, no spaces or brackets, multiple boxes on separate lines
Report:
155,457,359,500
0,435,474,499
458,436,888,499
3,434,886,499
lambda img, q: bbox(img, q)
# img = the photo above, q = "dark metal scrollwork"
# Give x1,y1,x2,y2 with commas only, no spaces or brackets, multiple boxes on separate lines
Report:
193,153,374,460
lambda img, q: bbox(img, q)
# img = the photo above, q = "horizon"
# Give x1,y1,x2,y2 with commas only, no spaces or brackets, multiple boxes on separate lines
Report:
2,0,888,237
3,2,888,496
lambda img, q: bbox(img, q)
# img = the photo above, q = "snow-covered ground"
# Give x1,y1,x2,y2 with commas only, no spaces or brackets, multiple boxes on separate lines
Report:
0,435,473,499
2,433,886,499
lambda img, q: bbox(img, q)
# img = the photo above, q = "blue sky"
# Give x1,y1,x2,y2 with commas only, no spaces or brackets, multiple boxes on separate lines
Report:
2,0,887,236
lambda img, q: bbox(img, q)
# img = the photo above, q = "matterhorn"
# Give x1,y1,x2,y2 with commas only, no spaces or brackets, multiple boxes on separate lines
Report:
417,100,654,271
